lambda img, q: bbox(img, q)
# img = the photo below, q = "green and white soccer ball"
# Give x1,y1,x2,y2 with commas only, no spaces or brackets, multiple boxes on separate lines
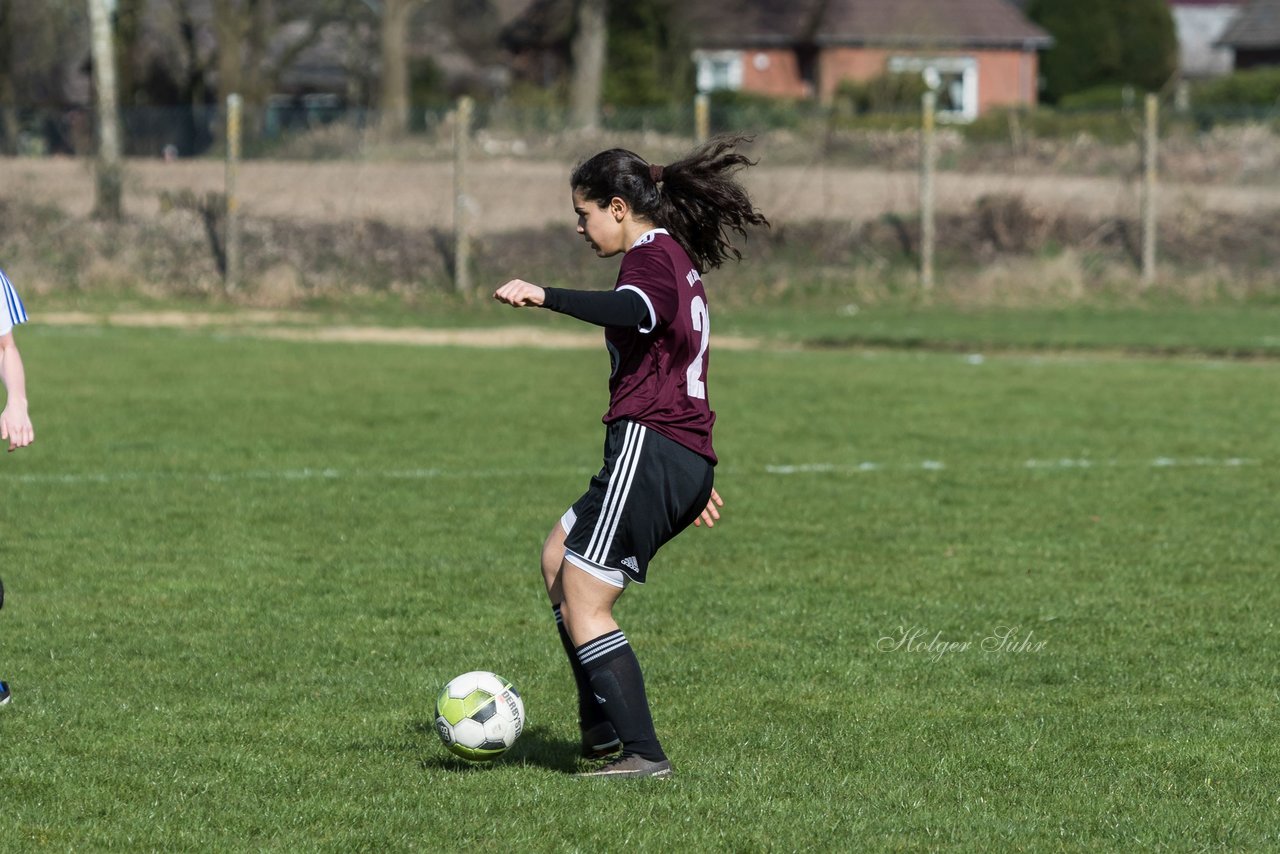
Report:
434,671,526,761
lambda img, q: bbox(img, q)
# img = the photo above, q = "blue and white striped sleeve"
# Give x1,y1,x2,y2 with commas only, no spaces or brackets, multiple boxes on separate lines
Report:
1,268,28,337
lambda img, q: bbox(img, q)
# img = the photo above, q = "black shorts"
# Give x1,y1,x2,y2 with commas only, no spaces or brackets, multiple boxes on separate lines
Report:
562,420,714,585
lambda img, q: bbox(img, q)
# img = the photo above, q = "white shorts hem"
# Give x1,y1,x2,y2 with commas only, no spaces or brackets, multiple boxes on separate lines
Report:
563,550,629,589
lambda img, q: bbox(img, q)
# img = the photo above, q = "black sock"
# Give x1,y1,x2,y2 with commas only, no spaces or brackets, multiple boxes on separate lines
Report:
553,605,608,730
575,629,666,762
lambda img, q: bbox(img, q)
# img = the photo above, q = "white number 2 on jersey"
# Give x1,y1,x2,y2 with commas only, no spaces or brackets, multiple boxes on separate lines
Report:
686,295,710,400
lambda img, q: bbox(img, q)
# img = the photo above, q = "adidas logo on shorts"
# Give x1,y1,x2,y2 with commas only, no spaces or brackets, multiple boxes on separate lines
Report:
621,556,640,573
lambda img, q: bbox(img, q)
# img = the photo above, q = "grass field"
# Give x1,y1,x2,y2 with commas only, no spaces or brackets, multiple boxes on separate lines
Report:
2,320,1278,850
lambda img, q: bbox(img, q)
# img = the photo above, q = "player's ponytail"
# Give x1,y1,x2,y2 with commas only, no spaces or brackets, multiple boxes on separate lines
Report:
570,136,769,273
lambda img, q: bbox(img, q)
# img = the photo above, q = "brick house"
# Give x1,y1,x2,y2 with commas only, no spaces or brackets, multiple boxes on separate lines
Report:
689,0,1052,121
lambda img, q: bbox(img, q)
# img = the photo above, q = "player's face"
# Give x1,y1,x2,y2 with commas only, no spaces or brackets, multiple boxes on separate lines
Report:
573,189,625,257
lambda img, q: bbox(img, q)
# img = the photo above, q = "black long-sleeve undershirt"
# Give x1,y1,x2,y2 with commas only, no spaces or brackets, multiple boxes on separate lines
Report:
542,287,650,329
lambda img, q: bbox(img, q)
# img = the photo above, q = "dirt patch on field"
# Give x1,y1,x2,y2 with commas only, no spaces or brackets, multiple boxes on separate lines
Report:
36,310,766,350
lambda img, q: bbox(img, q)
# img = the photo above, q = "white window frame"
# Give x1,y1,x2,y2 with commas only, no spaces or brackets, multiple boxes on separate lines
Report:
888,55,979,122
693,50,745,93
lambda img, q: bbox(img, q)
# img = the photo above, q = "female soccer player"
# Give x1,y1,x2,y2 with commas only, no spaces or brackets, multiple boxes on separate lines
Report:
493,137,767,778
1,266,33,706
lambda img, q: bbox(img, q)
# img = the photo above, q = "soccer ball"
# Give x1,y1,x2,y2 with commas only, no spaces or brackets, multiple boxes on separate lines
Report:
434,671,525,761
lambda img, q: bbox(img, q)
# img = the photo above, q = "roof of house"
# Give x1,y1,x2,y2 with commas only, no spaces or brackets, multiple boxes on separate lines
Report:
689,0,1052,50
1218,0,1280,46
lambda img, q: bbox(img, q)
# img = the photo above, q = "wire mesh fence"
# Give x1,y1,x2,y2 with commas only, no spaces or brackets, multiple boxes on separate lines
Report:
1,99,1278,302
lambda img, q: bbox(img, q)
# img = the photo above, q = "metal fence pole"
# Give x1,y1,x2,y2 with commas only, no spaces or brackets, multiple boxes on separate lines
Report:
454,95,474,294
1141,93,1158,286
225,93,242,294
920,91,937,297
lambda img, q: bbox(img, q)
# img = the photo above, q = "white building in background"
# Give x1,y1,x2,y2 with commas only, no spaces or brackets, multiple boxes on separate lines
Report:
1169,0,1246,77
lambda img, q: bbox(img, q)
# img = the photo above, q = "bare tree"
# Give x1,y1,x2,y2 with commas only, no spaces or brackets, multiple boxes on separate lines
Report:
0,0,17,154
210,0,349,137
87,0,122,219
0,0,91,154
113,0,145,107
212,0,268,122
569,0,606,131
378,0,415,135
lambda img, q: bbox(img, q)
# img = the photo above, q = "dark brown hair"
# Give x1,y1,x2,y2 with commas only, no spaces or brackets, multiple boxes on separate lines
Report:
570,136,769,273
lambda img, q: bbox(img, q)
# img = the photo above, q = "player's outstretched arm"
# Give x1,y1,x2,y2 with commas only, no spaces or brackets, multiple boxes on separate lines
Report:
493,279,546,308
693,488,723,528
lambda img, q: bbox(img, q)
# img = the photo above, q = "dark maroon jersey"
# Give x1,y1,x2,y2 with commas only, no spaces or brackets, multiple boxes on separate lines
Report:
602,229,716,464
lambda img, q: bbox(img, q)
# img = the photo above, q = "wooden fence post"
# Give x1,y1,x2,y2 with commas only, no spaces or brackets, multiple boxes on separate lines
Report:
920,90,937,297
453,95,474,294
1141,93,1158,286
225,93,242,294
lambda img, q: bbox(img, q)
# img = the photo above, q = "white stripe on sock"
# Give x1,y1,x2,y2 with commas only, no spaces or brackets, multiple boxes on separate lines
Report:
576,631,628,666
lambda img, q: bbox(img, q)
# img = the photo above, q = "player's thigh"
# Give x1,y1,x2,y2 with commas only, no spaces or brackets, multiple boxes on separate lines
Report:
561,559,626,644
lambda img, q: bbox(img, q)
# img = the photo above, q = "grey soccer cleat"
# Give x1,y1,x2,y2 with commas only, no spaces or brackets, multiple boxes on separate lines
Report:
581,721,622,759
575,754,673,779
0,681,10,706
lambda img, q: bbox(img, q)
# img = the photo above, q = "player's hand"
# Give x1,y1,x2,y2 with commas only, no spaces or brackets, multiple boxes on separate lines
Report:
0,404,33,452
693,488,723,528
493,279,546,308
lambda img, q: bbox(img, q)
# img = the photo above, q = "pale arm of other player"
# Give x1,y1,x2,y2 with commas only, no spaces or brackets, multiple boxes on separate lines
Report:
693,488,723,528
0,331,34,451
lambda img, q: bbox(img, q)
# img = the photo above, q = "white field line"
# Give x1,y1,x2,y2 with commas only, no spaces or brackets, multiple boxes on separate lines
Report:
0,467,579,485
0,457,1262,486
766,457,1260,474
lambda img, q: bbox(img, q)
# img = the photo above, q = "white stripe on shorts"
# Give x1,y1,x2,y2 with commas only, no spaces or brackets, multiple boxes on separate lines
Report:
585,422,647,566
584,421,639,561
